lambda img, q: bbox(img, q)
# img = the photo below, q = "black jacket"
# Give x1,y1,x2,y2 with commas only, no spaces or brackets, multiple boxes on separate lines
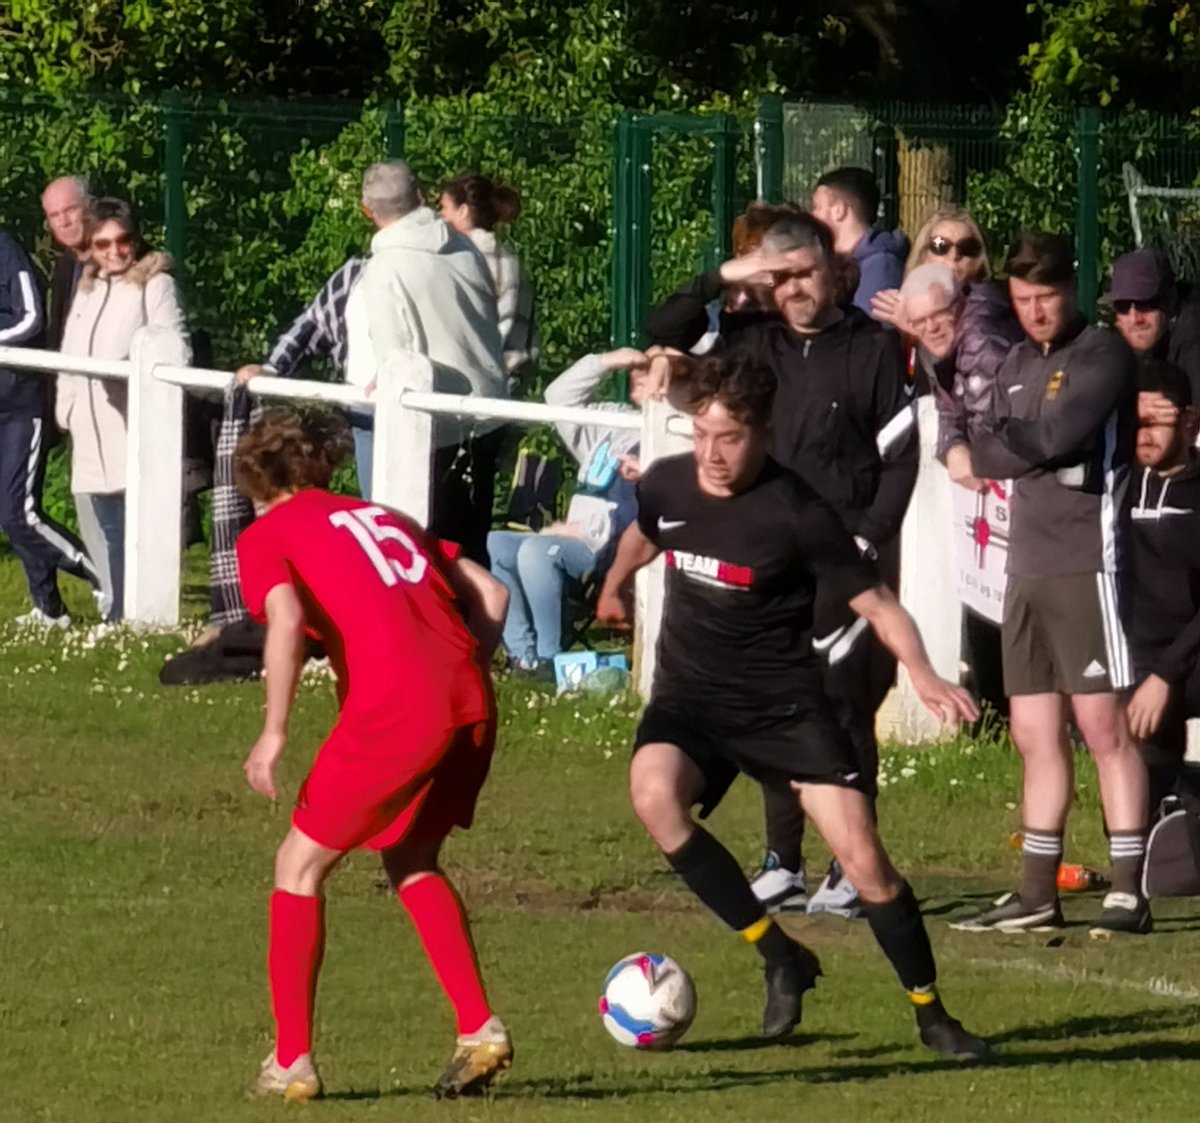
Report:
648,271,917,547
1128,457,1200,683
46,249,81,352
0,230,47,417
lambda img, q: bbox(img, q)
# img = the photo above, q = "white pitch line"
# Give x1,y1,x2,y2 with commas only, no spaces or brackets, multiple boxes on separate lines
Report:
966,956,1200,1003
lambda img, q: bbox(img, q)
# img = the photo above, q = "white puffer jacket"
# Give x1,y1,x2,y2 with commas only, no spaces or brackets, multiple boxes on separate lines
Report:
57,252,188,493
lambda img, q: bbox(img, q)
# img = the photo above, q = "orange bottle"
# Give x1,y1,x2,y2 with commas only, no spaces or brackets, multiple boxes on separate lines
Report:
1056,864,1108,892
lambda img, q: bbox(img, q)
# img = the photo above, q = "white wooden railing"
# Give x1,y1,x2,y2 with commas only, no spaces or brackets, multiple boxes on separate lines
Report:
0,331,960,742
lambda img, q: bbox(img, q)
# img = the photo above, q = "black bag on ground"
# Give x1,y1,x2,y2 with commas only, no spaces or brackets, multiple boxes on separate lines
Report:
1142,792,1200,898
158,619,325,687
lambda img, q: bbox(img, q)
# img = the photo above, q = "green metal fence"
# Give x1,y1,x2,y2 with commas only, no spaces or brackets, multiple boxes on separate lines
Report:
776,98,1200,313
4,88,1200,385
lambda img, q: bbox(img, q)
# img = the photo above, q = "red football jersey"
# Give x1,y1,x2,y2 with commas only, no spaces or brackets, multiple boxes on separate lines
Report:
237,489,488,736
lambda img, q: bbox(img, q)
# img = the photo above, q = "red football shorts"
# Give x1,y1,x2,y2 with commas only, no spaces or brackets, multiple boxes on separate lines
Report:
291,714,496,853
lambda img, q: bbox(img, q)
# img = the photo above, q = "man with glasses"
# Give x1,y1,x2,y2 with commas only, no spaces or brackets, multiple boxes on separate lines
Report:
1108,251,1200,397
648,212,918,918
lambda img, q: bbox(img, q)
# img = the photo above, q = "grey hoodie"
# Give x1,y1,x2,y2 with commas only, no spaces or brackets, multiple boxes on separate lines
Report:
543,353,640,560
362,206,508,446
971,320,1137,578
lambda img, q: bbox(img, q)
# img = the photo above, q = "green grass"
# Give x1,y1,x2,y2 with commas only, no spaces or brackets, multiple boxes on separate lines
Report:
2,555,1200,1122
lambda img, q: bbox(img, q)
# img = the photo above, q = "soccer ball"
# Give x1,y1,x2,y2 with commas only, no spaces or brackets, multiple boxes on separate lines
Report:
598,952,697,1050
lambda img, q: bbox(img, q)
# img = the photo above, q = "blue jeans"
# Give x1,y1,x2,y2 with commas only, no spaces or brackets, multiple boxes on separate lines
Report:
77,491,125,621
488,531,597,665
347,408,374,500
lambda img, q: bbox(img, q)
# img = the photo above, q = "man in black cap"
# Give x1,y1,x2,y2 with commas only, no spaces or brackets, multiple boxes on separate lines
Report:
1108,250,1200,400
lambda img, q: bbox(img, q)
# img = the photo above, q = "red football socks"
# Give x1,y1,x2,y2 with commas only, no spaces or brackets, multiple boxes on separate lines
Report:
269,890,326,1068
398,874,491,1035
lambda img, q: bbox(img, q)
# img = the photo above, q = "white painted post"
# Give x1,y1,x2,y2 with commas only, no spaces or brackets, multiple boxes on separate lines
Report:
126,326,190,626
372,353,434,523
634,398,692,698
877,395,964,743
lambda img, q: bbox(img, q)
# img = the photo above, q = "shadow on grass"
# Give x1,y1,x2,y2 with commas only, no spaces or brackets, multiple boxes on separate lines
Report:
322,1009,1200,1104
676,1030,854,1054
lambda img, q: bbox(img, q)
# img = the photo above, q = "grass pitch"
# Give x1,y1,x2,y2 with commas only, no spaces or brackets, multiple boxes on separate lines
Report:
2,553,1200,1122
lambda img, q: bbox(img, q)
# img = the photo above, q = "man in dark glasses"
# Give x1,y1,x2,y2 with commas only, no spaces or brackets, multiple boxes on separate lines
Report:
1108,250,1200,402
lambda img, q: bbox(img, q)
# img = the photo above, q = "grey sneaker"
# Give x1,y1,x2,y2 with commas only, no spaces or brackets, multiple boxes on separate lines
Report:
247,1051,322,1102
949,891,1064,932
806,860,862,918
750,852,808,913
1089,891,1152,939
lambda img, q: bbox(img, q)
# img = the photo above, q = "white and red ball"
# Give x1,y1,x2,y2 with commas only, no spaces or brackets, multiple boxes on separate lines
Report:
598,952,697,1050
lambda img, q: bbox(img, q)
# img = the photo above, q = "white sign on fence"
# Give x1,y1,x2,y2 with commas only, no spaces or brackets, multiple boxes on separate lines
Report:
952,481,1010,625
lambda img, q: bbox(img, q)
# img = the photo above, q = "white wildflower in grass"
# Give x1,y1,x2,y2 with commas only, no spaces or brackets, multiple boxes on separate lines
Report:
900,766,917,779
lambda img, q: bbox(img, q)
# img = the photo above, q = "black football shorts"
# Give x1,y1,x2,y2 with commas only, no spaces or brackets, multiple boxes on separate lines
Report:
633,696,864,817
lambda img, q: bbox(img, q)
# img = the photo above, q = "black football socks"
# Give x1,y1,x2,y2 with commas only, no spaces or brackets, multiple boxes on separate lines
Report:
666,826,794,961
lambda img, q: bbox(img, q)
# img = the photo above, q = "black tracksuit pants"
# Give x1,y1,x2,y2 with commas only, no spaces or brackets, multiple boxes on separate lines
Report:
0,413,97,616
761,543,899,869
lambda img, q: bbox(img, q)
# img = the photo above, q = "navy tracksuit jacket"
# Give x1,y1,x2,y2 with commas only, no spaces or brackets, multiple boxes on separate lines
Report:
0,230,96,616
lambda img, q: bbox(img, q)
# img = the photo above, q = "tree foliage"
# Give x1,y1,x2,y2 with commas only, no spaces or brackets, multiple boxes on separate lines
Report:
1023,0,1200,110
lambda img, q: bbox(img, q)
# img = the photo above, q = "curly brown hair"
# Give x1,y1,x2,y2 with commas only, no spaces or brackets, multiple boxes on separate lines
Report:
679,352,777,428
234,410,353,504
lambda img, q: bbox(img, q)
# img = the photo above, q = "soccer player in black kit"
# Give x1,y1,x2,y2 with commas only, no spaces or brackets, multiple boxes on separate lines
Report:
597,353,987,1059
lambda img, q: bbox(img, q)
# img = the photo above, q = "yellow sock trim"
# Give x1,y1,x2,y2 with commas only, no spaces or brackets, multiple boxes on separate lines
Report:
741,916,773,944
907,988,938,1007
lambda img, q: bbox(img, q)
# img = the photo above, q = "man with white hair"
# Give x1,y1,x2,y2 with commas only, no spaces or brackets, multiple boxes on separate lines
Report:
359,160,509,565
899,262,1022,491
900,263,1022,719
41,176,92,350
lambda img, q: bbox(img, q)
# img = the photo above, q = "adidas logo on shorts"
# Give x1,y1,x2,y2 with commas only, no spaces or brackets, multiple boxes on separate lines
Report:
1082,659,1108,679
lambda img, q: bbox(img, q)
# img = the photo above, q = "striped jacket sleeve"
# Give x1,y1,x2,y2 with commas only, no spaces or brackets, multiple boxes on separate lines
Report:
857,331,918,546
0,234,44,346
263,258,363,377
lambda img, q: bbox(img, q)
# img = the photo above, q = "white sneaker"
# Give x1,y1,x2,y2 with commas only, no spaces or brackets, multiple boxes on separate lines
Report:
750,851,808,913
14,607,71,631
806,861,863,918
247,1051,322,1101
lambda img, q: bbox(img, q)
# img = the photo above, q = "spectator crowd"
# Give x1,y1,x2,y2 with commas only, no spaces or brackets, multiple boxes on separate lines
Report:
3,158,1200,937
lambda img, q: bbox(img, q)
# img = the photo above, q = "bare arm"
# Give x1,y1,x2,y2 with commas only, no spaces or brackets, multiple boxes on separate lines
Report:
596,521,661,629
448,556,510,661
244,583,307,799
848,584,980,725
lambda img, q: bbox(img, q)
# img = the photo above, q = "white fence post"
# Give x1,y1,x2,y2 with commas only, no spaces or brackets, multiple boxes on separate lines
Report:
125,327,189,626
372,353,434,523
878,396,964,743
634,398,692,698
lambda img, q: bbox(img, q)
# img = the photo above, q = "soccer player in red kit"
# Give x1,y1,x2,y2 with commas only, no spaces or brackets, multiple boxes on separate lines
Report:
232,413,513,1102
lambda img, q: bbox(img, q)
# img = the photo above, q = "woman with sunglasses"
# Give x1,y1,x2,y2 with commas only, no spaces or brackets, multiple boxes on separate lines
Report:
880,210,1022,719
57,197,188,623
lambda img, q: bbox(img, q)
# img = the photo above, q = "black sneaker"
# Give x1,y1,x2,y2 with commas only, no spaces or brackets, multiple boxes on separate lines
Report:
916,999,990,1061
949,891,1064,933
761,941,823,1039
1088,891,1152,939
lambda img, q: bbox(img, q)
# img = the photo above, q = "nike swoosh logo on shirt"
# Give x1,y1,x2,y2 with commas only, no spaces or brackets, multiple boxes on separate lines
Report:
1006,384,1024,394
658,518,687,531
